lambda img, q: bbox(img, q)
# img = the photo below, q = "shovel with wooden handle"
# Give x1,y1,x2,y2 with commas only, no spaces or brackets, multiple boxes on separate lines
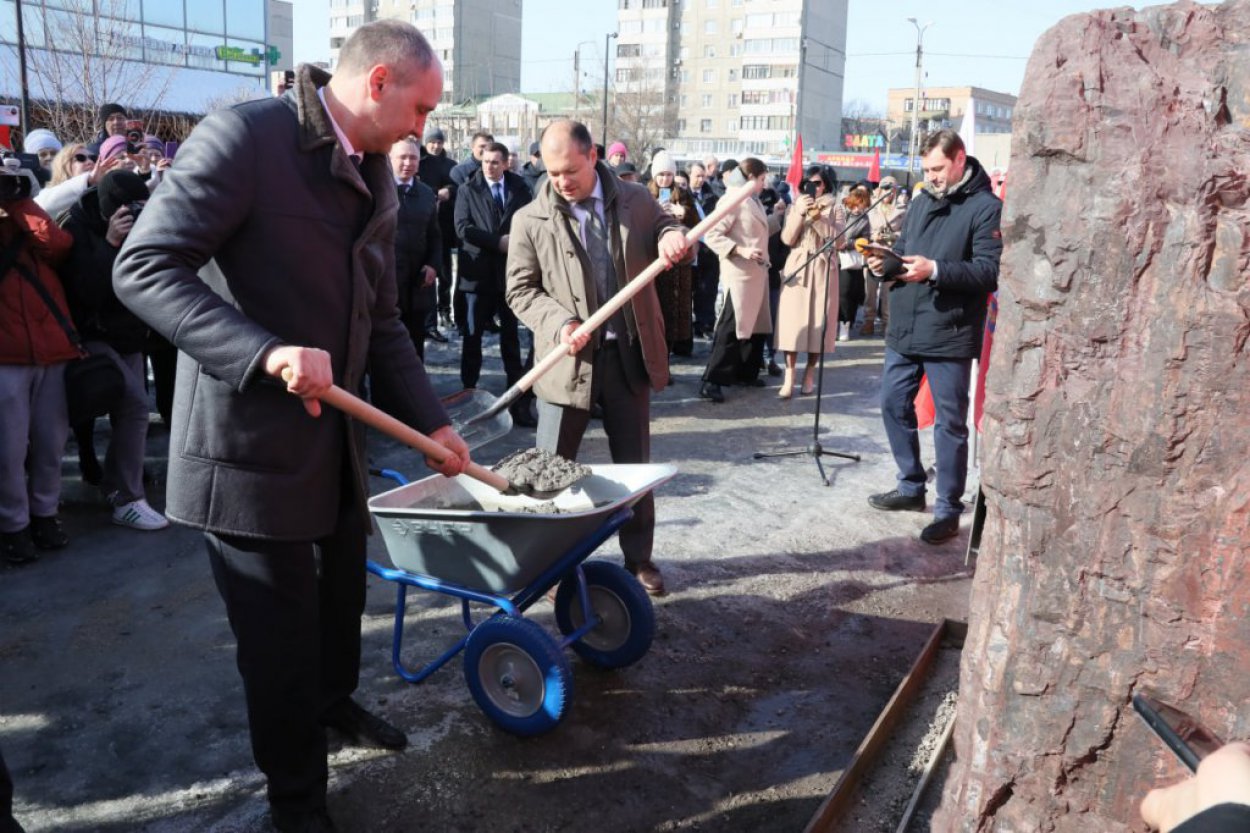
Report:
463,178,761,427
281,371,587,498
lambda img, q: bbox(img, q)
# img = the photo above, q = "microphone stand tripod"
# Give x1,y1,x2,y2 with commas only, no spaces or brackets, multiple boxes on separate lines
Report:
753,190,895,485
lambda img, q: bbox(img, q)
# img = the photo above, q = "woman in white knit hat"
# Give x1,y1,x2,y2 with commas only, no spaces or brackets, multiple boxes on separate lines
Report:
22,128,62,172
647,150,698,355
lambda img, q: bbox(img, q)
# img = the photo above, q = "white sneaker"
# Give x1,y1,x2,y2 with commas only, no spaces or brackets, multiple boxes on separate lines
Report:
112,499,170,531
837,322,851,342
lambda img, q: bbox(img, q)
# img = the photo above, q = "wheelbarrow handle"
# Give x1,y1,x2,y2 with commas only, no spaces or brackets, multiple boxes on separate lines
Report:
282,370,512,492
465,178,762,425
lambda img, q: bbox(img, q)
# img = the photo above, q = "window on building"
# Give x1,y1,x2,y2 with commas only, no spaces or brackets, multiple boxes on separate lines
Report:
642,0,667,7
187,0,225,33
700,118,712,132
621,19,643,34
727,68,738,82
704,19,717,34
679,46,689,59
678,118,686,131
680,94,688,107
703,44,715,57
701,93,713,108
730,17,744,34
726,118,736,132
144,24,187,66
618,43,642,58
144,0,185,28
727,93,737,107
702,68,714,83
680,69,690,82
742,64,769,79
645,17,665,32
226,0,265,40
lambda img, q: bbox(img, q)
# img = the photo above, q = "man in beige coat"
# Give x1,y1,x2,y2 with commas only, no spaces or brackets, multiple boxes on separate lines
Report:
506,120,689,596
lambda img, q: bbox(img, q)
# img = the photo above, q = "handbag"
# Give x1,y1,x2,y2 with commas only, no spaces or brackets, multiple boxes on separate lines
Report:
3,235,126,423
838,249,866,270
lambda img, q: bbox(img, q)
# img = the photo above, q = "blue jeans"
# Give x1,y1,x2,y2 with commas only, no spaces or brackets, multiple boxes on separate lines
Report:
880,347,972,521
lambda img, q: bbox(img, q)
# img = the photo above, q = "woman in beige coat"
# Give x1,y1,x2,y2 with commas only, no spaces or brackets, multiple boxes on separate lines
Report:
698,158,777,402
776,165,842,398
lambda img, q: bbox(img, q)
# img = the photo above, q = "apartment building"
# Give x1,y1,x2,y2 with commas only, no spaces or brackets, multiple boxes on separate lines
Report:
885,86,1017,141
328,0,522,105
614,0,847,159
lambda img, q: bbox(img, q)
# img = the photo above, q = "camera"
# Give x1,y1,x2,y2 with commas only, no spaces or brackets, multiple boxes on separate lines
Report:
800,180,820,199
759,187,779,211
125,119,145,154
126,201,144,220
0,153,40,202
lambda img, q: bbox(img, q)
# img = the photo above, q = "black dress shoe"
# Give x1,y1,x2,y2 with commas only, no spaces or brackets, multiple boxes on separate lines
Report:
920,516,961,544
698,382,724,403
867,490,926,512
271,807,337,833
425,328,449,344
30,515,68,550
767,361,783,377
321,699,407,750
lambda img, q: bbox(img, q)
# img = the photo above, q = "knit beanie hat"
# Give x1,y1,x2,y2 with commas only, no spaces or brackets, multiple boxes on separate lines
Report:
97,170,149,220
649,150,676,176
99,102,127,127
143,134,164,152
607,141,627,159
424,127,446,142
23,129,62,155
99,135,130,162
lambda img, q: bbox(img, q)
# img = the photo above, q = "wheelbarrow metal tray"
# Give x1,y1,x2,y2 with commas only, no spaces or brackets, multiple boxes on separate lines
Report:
368,463,676,595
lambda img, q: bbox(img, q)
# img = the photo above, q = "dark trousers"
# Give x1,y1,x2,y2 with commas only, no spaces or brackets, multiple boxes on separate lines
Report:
535,342,655,568
0,745,22,833
401,307,430,361
691,251,719,334
146,333,177,426
839,266,866,324
703,301,765,386
425,248,456,331
459,289,522,390
880,346,972,521
204,486,368,815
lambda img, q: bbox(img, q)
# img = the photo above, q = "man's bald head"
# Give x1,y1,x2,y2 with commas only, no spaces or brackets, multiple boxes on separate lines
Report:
540,120,599,203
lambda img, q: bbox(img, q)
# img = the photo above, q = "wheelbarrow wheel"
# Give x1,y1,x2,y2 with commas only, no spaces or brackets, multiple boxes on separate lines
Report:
463,615,572,736
554,561,655,669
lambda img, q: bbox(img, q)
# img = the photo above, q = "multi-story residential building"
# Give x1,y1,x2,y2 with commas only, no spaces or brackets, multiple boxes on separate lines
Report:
613,0,847,160
329,0,522,105
885,85,1017,151
0,0,292,117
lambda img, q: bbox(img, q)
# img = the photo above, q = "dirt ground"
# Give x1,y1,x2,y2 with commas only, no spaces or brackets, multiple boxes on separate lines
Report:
0,330,975,832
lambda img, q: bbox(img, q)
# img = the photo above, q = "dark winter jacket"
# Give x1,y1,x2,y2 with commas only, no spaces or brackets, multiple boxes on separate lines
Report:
0,199,78,366
519,160,546,196
454,169,531,293
59,188,150,354
883,155,1001,359
394,179,442,314
449,155,480,187
418,149,457,249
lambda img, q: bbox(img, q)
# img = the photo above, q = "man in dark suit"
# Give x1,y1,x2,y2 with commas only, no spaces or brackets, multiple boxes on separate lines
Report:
418,126,457,336
391,137,443,360
114,21,471,833
453,141,535,425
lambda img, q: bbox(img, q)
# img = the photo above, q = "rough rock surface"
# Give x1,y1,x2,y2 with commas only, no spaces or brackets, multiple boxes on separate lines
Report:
934,2,1250,830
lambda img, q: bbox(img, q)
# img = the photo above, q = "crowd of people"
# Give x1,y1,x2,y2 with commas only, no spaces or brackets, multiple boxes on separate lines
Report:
1,101,175,566
2,18,1244,833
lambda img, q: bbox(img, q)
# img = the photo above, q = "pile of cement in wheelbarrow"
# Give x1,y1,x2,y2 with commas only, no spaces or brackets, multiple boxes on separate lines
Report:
492,448,590,495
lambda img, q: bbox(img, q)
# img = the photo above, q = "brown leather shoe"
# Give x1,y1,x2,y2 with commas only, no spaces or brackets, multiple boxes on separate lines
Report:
631,562,667,597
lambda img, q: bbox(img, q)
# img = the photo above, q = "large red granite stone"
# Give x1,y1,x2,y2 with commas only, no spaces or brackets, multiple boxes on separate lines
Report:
935,1,1250,829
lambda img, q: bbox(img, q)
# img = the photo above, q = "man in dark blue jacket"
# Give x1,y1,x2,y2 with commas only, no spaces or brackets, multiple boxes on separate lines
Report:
864,129,1001,545
453,141,534,424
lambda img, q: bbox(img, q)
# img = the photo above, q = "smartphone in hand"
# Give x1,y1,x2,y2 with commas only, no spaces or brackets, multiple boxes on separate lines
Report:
1133,692,1225,773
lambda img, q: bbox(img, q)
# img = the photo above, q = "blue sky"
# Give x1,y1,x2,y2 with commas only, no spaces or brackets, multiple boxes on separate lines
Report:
291,0,1161,111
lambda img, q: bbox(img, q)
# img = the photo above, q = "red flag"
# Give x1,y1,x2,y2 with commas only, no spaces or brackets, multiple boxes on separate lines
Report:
915,375,936,429
0,126,11,151
974,293,997,433
785,133,804,193
867,146,881,184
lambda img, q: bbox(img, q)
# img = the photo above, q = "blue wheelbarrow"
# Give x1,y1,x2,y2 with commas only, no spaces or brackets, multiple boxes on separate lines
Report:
366,463,675,736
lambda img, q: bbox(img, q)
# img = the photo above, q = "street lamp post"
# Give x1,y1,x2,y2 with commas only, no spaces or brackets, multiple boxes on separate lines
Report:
602,32,617,145
574,40,595,124
906,17,932,176
14,0,31,136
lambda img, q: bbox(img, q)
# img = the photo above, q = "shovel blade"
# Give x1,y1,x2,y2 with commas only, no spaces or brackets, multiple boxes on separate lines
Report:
442,388,513,451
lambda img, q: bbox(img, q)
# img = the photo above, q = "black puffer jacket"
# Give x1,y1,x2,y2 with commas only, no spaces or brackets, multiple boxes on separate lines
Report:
59,188,149,354
884,155,1002,358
